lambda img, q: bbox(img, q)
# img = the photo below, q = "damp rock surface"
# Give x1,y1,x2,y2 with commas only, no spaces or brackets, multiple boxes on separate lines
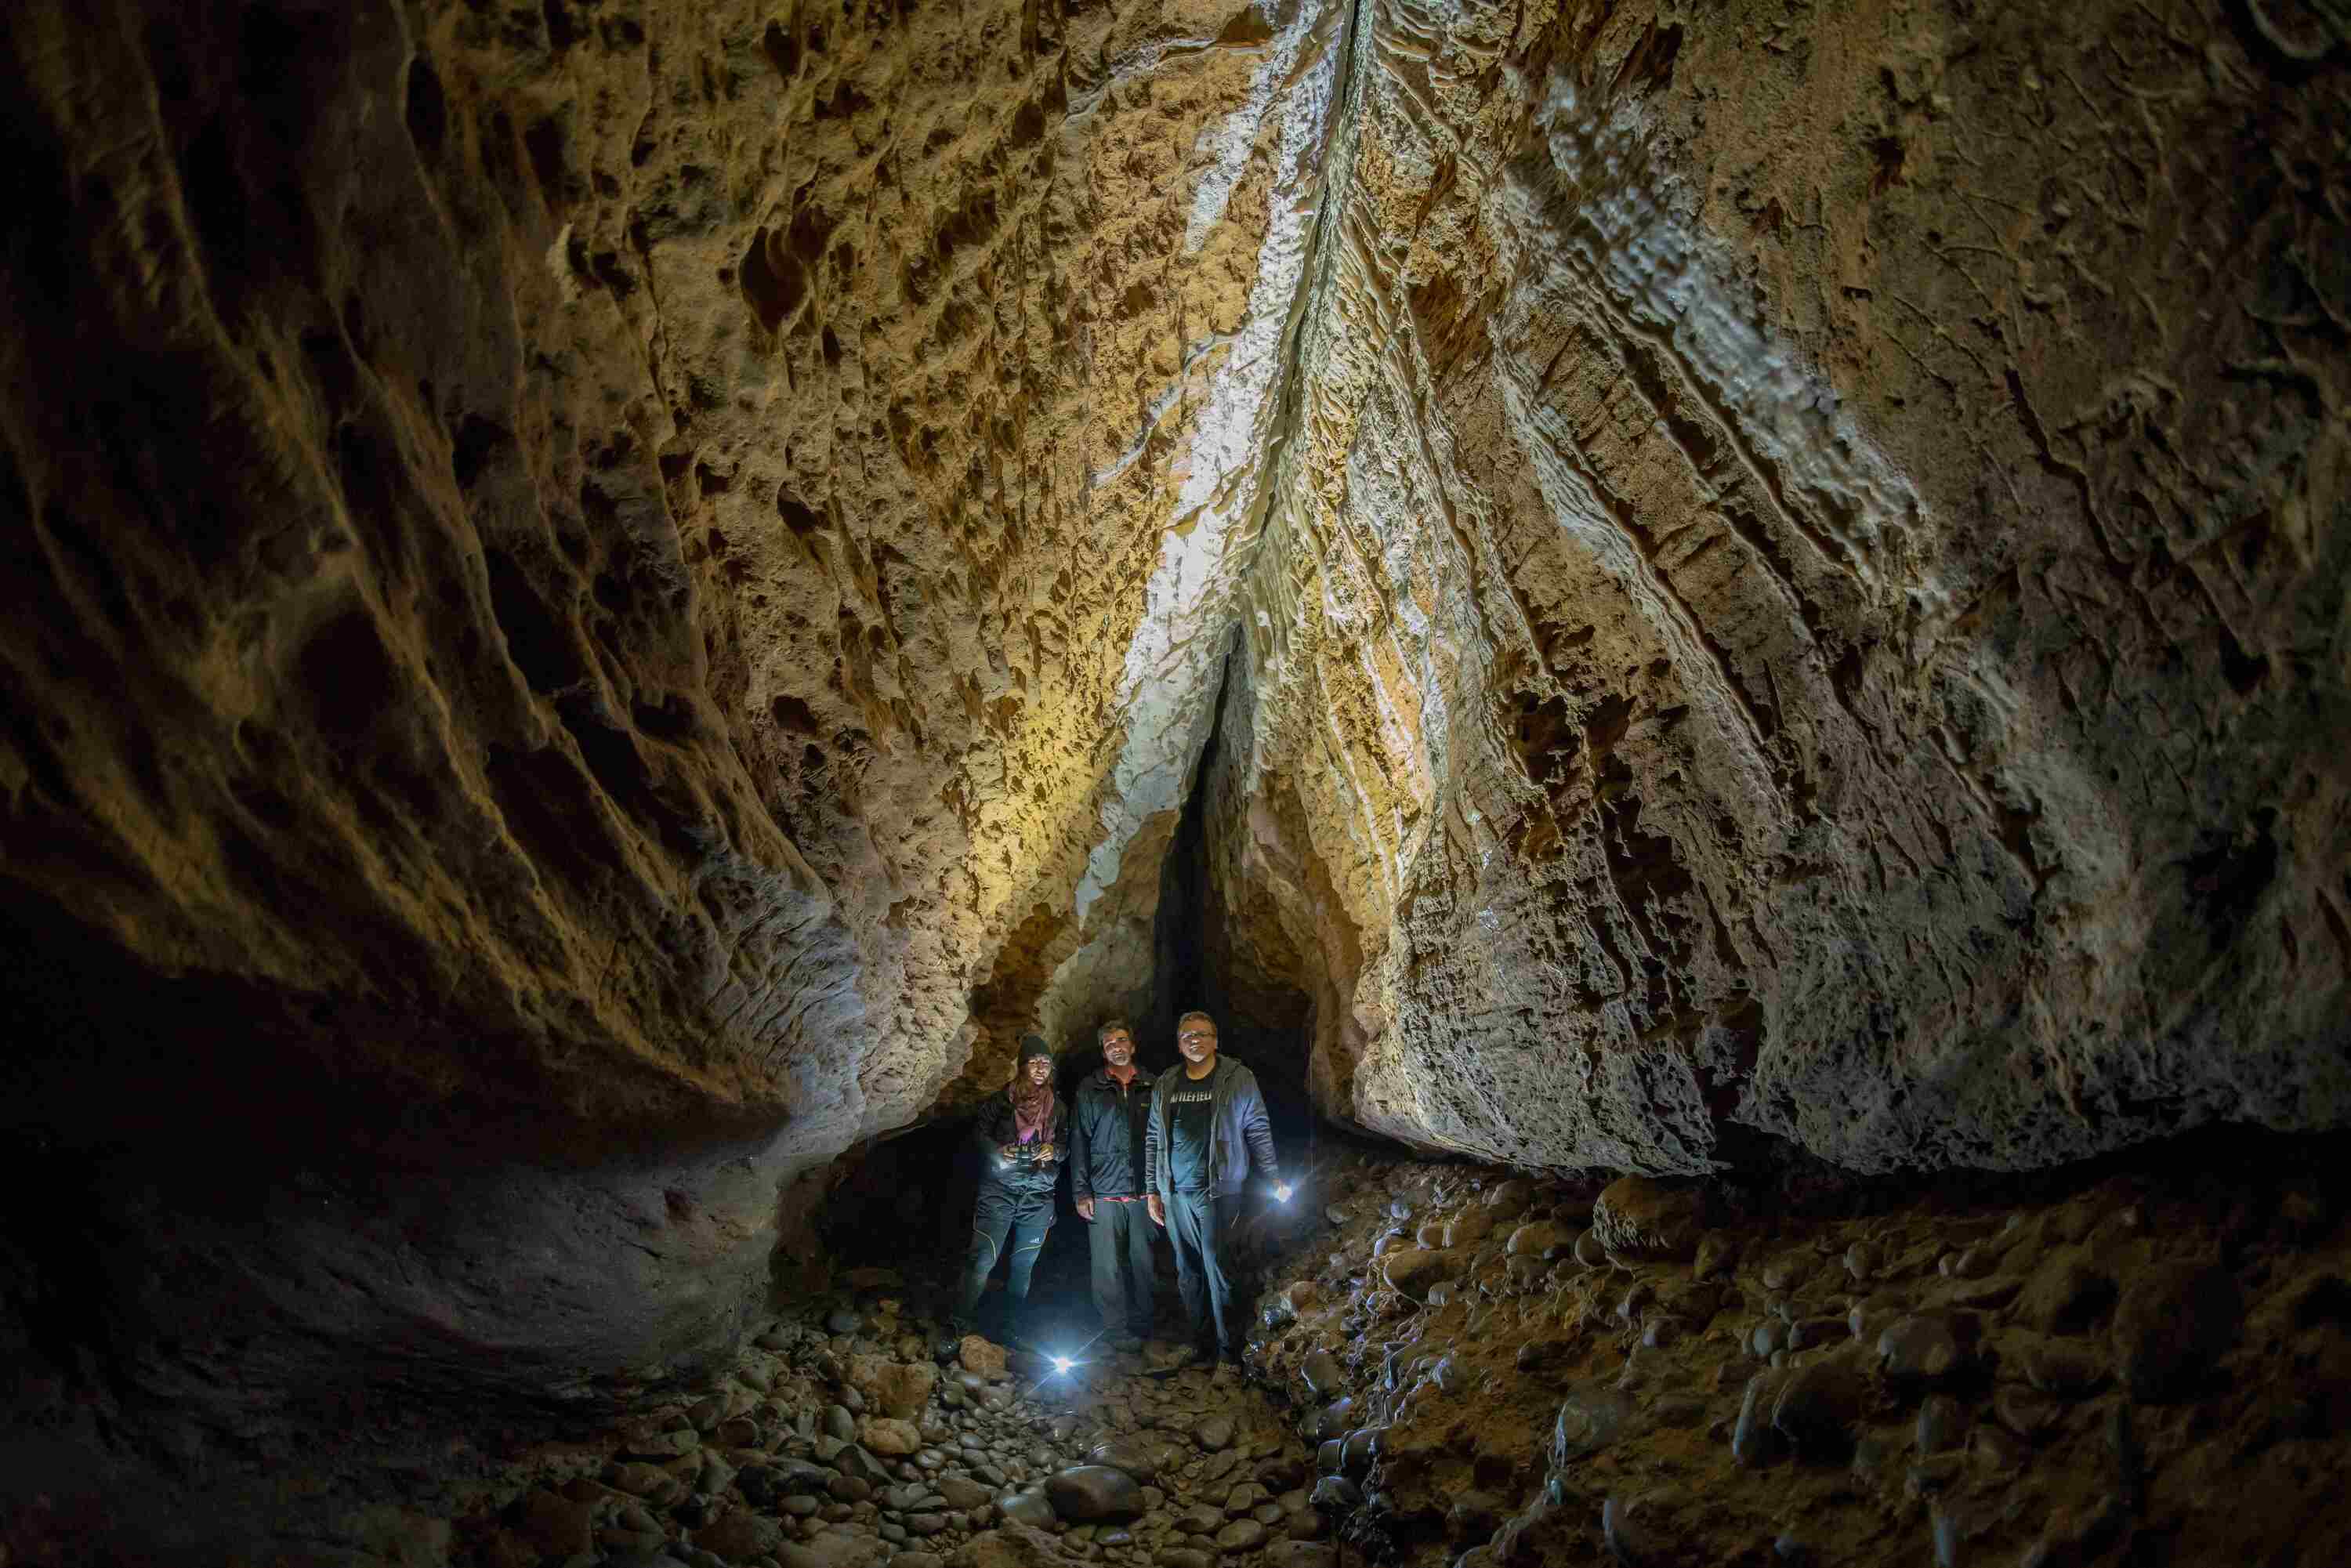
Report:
1252,1144,2351,1567
0,0,2347,1559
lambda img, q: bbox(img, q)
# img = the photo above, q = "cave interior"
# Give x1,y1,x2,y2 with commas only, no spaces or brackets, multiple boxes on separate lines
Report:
2,0,2349,1563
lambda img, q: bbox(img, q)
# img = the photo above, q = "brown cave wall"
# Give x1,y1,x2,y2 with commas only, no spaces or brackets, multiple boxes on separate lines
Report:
0,0,2346,1546
1206,0,2351,1175
0,0,1353,1508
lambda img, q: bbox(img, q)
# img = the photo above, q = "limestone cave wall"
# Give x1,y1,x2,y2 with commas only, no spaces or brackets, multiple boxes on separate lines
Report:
1204,0,2351,1175
0,0,2346,1543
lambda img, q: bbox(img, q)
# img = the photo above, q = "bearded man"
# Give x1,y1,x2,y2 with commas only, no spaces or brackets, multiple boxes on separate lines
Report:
1068,1017,1157,1350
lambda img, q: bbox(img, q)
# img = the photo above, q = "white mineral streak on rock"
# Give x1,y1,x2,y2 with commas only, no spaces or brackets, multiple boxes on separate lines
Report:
1183,5,1327,255
1518,77,1920,596
1092,333,1237,491
1041,3,1346,1028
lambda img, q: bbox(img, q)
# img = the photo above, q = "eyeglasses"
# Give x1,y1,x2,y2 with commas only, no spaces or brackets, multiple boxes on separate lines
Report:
1178,1030,1216,1042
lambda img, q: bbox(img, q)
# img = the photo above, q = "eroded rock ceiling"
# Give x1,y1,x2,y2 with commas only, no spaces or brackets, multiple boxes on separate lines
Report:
0,0,2346,1457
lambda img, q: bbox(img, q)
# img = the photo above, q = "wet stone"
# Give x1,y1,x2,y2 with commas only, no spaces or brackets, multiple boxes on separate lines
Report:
1602,1490,1675,1568
1592,1177,1705,1260
1787,1316,1846,1353
1309,1477,1360,1512
936,1477,991,1511
2016,1252,2116,1335
1733,1371,1790,1468
1906,1454,1966,1498
998,1490,1057,1528
2114,1262,2243,1403
1915,1396,1965,1454
1969,1422,2025,1471
1994,1386,2059,1441
1301,1352,1344,1399
1878,1315,1973,1385
1214,1519,1270,1553
1516,1338,1570,1372
1772,1356,1867,1458
2025,1341,2107,1399
1553,1383,1640,1465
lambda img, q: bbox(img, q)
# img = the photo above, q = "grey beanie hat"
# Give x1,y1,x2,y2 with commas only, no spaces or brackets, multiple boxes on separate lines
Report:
1017,1034,1053,1064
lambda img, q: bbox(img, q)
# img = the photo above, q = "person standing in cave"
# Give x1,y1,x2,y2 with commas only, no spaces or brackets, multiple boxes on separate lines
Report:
1069,1017,1158,1353
948,1034,1064,1349
1143,1010,1288,1371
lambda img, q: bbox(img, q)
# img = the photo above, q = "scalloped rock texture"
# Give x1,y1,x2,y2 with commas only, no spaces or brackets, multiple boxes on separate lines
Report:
0,0,2346,1534
1202,0,2351,1173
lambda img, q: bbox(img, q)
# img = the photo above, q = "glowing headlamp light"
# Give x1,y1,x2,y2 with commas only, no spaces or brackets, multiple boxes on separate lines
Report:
1274,1183,1294,1203
1050,1354,1076,1374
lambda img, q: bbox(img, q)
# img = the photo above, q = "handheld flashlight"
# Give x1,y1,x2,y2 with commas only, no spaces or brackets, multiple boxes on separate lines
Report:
1274,1183,1293,1203
1050,1354,1075,1375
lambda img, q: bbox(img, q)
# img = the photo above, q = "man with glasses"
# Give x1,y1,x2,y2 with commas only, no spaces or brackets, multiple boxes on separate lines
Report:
1143,1010,1287,1371
1068,1018,1157,1352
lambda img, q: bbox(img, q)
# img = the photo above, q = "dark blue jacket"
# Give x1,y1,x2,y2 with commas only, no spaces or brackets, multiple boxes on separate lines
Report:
1145,1055,1278,1204
1069,1065,1157,1202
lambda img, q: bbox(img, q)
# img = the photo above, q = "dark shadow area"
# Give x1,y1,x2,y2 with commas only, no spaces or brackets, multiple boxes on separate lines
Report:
0,895,806,1566
1146,652,1317,1151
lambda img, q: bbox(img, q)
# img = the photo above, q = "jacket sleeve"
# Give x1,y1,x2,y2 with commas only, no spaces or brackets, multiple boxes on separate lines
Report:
1067,1086,1094,1204
1143,1081,1164,1204
969,1097,1009,1172
1237,1067,1279,1182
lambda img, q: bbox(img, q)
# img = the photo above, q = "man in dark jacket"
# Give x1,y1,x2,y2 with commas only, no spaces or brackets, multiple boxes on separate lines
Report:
1143,1010,1286,1368
951,1035,1064,1346
1068,1018,1157,1351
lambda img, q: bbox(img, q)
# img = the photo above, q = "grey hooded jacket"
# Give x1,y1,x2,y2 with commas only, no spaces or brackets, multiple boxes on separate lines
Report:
1143,1055,1279,1204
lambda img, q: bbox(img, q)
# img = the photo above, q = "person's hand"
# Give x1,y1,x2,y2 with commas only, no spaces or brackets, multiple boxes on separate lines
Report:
1076,1197,1096,1221
1274,1183,1293,1203
998,1143,1023,1163
1147,1195,1165,1227
1035,1143,1056,1162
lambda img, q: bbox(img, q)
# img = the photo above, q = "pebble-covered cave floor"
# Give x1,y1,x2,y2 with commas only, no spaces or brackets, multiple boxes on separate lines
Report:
441,1132,2351,1568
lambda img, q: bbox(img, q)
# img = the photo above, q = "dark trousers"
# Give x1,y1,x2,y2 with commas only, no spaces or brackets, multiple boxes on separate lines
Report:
1165,1190,1243,1354
955,1183,1052,1337
1086,1199,1156,1338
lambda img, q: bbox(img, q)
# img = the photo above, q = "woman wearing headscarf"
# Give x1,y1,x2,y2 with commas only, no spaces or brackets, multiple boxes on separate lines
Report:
948,1034,1064,1346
